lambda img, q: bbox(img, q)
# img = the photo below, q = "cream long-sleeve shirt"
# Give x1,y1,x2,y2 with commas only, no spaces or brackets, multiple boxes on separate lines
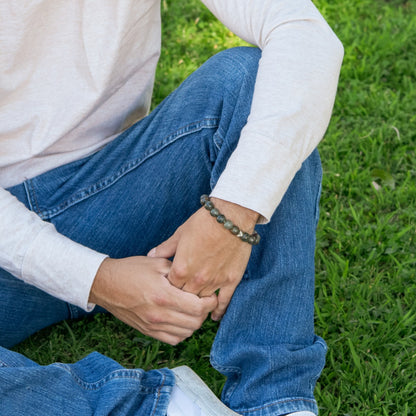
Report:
0,0,343,310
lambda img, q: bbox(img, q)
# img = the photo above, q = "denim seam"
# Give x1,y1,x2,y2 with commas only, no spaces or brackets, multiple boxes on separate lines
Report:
210,128,237,190
314,178,322,227
308,338,327,391
67,303,81,320
212,129,225,151
209,357,241,377
29,118,220,220
315,338,328,351
24,180,40,214
238,396,317,415
210,357,241,402
150,370,166,416
50,364,161,393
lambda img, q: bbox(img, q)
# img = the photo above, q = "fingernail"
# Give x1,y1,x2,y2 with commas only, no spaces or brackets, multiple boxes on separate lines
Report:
147,248,156,257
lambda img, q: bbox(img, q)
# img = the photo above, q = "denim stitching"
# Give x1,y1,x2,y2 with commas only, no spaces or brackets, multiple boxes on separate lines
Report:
211,339,324,406
210,128,233,190
314,175,323,227
238,397,317,415
50,364,160,393
150,370,166,416
315,338,328,351
212,130,224,151
209,357,241,403
24,180,40,214
67,303,80,320
308,338,327,391
31,118,219,220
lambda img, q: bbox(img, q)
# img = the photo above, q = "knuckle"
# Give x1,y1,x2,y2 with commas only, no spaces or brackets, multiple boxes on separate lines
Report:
155,257,170,268
192,302,205,317
170,336,183,346
167,336,178,347
194,271,209,286
152,293,168,307
172,263,188,280
225,272,236,285
146,311,163,325
161,258,172,268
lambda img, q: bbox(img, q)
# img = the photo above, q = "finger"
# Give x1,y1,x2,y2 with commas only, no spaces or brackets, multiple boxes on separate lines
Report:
149,330,194,346
147,232,179,259
167,284,218,316
120,308,202,341
197,284,221,298
154,257,172,275
200,294,219,313
150,274,215,317
181,270,217,296
211,287,233,321
149,313,206,333
167,259,190,289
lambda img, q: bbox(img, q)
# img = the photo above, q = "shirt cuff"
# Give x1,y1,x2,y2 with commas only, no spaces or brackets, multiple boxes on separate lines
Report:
21,223,108,312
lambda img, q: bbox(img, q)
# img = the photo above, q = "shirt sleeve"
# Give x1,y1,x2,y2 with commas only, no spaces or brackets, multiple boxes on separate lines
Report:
0,187,107,311
201,0,344,222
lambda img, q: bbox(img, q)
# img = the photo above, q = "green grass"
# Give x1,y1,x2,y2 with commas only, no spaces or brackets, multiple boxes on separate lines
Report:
14,1,416,414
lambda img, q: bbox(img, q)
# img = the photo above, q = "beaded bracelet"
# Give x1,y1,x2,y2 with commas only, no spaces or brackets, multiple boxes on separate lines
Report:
200,195,260,245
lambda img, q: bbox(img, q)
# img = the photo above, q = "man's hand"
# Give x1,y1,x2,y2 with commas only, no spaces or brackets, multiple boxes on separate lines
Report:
89,256,217,345
148,198,259,321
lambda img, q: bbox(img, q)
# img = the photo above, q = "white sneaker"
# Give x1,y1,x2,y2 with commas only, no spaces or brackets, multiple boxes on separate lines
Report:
167,366,241,416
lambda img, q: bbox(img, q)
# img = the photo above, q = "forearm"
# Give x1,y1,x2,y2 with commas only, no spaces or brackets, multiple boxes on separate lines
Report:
203,0,343,221
0,187,107,311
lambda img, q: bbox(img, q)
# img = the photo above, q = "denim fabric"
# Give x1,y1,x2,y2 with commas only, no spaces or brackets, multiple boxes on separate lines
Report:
1,47,326,415
0,347,174,416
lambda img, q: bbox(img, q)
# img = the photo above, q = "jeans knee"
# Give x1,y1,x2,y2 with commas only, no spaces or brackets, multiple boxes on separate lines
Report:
207,46,261,90
215,46,261,71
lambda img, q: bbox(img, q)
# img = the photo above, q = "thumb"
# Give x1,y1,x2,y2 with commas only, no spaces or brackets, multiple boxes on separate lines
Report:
147,231,180,259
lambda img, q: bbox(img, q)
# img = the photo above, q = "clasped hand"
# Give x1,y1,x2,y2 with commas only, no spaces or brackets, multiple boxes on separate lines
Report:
148,198,258,321
90,198,258,345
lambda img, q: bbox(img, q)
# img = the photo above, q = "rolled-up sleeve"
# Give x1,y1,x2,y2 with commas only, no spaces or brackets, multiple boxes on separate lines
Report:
202,0,344,222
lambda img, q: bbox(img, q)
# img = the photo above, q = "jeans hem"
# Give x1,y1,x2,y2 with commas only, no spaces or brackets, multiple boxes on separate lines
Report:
237,397,318,416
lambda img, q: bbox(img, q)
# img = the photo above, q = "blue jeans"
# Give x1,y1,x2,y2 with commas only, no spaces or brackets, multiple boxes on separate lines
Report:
0,47,326,416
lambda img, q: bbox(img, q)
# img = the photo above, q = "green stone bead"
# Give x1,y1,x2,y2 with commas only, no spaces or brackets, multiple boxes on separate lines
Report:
210,208,220,217
224,220,233,230
200,194,209,205
204,201,214,210
230,225,240,235
216,214,226,223
253,233,261,245
248,235,256,245
241,232,250,242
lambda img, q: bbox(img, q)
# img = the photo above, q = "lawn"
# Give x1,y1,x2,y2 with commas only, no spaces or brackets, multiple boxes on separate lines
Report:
15,0,416,415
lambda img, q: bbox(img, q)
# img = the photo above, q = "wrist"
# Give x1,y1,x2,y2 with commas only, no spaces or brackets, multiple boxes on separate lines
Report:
210,197,259,233
200,195,261,245
89,257,114,305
